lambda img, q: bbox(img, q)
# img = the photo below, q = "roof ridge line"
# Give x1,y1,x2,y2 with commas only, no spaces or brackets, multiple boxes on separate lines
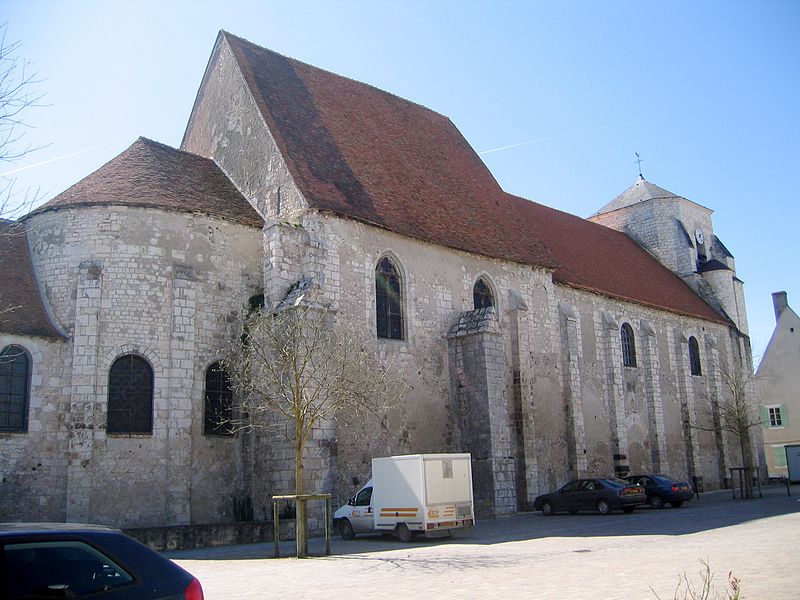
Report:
221,30,453,122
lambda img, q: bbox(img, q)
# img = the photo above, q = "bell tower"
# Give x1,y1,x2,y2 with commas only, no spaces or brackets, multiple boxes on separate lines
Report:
589,177,748,334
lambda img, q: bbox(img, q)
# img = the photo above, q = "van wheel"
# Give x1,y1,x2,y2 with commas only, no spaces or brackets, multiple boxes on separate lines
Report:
339,519,355,540
396,523,413,542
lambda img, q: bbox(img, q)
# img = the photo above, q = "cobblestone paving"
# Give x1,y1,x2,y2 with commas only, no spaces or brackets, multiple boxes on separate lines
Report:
169,487,800,600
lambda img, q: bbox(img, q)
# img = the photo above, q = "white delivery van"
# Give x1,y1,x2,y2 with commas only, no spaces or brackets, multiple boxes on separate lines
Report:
333,453,474,542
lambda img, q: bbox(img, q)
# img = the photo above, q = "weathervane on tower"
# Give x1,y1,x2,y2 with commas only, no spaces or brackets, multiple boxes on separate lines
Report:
635,153,644,179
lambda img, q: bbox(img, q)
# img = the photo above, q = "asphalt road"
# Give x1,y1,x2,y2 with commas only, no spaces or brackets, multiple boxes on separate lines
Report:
169,486,800,599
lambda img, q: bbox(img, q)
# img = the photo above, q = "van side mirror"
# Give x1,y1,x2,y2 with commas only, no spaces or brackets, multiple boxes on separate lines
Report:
348,496,355,506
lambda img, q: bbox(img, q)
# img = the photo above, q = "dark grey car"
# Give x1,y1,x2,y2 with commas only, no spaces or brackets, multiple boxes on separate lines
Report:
533,478,646,515
0,523,204,599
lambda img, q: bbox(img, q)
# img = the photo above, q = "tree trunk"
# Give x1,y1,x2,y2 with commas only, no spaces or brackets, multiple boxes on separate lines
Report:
739,429,754,499
295,436,307,558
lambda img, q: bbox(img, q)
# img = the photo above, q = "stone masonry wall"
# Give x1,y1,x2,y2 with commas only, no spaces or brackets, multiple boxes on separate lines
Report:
3,198,747,526
287,210,743,507
555,285,738,489
181,36,308,224
305,214,559,508
15,206,263,527
590,198,714,278
0,334,69,521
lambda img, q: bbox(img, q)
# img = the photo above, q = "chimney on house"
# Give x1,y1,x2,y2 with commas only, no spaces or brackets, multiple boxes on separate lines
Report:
772,291,789,323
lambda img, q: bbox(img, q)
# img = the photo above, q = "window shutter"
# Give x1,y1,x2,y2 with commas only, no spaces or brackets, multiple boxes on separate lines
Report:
760,406,770,428
781,404,789,427
774,446,788,468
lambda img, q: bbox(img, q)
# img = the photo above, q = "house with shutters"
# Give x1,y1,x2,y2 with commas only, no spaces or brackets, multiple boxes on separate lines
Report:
0,31,759,530
756,292,800,479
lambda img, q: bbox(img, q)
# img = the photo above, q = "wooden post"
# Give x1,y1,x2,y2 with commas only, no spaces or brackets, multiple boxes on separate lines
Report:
272,493,332,558
273,501,280,558
324,497,331,556
302,498,309,556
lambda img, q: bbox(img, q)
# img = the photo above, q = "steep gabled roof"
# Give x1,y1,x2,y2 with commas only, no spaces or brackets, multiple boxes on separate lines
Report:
220,32,724,323
30,137,264,228
0,219,65,340
504,194,727,323
222,32,557,270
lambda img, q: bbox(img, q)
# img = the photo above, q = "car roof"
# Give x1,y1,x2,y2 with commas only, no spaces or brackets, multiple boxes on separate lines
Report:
0,523,122,537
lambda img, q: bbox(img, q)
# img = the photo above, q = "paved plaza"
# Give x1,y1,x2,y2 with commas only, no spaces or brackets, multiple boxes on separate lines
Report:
169,486,800,600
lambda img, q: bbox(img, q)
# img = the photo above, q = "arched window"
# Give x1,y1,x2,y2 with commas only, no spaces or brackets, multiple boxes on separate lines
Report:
473,277,494,310
688,336,702,376
0,345,30,432
620,323,637,368
375,256,404,339
204,362,233,436
107,354,153,434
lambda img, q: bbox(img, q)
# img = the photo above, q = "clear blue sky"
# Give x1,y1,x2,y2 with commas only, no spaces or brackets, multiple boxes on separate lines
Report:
3,0,798,363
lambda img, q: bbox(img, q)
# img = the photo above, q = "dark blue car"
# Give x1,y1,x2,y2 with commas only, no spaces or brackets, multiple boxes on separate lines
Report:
625,474,694,508
0,523,204,599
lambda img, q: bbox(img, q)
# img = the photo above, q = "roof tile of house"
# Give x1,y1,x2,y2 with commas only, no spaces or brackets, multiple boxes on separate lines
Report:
223,32,557,270
0,219,65,340
505,195,726,322
31,137,264,228
224,32,725,324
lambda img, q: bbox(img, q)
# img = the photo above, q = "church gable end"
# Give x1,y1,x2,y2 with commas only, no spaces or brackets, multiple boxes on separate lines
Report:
183,32,309,222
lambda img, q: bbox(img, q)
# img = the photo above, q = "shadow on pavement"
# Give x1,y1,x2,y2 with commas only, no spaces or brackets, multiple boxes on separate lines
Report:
167,485,800,561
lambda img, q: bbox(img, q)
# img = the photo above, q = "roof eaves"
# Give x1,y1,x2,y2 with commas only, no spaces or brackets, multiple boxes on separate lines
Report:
554,279,730,326
27,201,264,229
313,206,557,271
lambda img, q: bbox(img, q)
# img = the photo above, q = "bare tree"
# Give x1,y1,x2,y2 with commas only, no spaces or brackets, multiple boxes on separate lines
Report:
221,302,403,557
0,21,45,222
0,23,45,329
697,355,762,498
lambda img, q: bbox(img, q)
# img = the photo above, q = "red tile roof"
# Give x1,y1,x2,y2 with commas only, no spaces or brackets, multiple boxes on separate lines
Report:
506,194,726,322
31,137,264,228
223,32,725,324
0,219,65,340
223,32,556,270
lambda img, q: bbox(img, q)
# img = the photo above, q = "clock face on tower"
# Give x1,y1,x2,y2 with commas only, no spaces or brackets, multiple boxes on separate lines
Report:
695,229,705,245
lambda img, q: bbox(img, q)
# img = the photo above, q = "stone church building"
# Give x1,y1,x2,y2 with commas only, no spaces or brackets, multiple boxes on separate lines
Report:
1,32,757,528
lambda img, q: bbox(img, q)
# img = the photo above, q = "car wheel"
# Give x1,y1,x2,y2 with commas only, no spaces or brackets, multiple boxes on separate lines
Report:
541,501,554,516
338,519,355,540
669,501,684,508
597,499,612,515
622,506,634,513
649,495,665,509
396,523,413,542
